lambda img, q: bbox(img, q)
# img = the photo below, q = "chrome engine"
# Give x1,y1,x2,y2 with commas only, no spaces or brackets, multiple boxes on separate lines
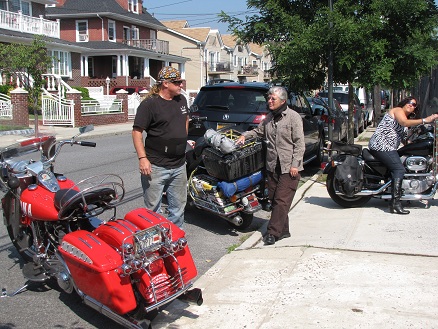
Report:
401,155,435,194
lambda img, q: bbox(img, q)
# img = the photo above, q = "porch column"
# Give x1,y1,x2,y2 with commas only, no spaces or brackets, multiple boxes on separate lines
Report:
143,58,150,78
117,55,123,76
82,55,89,76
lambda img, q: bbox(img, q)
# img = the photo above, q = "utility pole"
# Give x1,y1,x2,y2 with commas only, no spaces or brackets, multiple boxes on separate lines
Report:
328,0,334,142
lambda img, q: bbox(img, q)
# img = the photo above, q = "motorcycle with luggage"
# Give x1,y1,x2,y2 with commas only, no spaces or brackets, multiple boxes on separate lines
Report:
0,126,202,329
186,117,267,230
324,122,438,208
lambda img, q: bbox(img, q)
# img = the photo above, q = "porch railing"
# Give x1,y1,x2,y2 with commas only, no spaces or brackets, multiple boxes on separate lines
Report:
208,61,233,73
123,39,169,54
0,9,60,38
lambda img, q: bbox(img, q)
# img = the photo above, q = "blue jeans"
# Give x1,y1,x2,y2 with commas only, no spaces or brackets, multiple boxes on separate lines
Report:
369,149,405,179
141,163,187,228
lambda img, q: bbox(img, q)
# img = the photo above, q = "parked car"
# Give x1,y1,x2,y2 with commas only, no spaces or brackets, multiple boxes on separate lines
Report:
189,82,325,166
109,86,147,95
317,97,348,143
317,91,365,137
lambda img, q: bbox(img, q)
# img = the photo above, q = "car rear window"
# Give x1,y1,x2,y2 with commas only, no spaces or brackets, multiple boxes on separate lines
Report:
194,88,267,112
318,92,349,105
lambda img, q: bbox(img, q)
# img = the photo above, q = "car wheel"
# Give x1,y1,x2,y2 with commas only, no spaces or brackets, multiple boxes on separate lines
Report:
354,124,359,138
312,136,324,166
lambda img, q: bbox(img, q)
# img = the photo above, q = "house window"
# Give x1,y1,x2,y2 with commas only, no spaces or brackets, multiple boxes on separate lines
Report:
6,0,31,15
50,50,71,77
128,0,138,13
108,20,116,42
131,26,139,40
123,26,130,41
76,20,88,42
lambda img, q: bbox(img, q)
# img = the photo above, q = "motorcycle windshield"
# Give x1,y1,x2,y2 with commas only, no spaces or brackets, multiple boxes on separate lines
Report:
0,135,56,161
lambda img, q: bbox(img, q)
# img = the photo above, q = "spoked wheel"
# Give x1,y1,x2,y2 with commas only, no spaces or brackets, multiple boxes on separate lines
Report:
326,170,371,208
227,212,253,230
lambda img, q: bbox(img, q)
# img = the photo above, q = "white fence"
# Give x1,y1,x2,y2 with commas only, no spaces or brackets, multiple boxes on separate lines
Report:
42,93,74,126
81,96,122,114
0,93,12,119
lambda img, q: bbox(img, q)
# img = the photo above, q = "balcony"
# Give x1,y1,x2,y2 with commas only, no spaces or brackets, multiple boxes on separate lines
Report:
0,9,60,38
238,65,259,77
123,39,169,55
208,61,232,74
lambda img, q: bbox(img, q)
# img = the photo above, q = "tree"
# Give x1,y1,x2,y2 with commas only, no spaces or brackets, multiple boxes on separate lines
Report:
0,35,53,134
220,0,438,142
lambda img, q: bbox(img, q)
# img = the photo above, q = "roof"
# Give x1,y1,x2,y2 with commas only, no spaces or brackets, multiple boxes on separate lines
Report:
221,34,238,48
161,20,210,42
45,0,165,30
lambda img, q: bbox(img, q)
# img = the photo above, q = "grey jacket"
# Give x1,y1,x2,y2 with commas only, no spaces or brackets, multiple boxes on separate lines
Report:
243,107,305,173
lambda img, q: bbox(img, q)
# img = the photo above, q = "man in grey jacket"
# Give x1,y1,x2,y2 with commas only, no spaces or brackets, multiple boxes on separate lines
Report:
236,86,305,245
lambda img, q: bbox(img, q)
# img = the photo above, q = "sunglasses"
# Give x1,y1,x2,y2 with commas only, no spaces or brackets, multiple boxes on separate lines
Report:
170,80,184,85
407,101,417,107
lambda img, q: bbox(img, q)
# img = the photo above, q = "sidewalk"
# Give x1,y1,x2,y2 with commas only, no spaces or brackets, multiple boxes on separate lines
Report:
151,126,438,328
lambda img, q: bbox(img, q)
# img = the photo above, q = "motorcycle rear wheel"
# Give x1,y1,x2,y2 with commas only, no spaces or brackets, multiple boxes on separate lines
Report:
326,170,371,208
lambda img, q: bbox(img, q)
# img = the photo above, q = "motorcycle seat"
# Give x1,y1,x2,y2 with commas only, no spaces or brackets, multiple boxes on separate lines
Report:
362,148,379,162
54,187,116,219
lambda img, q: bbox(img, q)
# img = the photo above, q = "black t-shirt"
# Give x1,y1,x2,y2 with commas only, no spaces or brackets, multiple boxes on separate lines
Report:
133,95,188,168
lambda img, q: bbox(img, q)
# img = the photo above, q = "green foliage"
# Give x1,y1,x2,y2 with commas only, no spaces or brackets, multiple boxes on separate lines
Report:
72,86,92,99
0,84,14,95
0,35,53,115
219,0,438,91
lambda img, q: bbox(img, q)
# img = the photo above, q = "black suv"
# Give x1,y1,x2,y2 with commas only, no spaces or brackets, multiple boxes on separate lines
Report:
189,82,325,166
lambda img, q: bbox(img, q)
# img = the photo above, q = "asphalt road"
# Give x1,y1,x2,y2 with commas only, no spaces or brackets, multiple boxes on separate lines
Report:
0,132,321,329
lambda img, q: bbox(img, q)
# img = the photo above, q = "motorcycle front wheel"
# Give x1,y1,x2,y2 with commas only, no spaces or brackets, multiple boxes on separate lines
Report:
326,170,371,208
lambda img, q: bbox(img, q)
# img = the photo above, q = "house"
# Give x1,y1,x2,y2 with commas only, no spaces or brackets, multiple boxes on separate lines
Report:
44,0,188,91
158,20,273,90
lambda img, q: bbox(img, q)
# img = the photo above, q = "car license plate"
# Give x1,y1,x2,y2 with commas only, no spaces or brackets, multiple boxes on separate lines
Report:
217,123,232,130
133,226,162,254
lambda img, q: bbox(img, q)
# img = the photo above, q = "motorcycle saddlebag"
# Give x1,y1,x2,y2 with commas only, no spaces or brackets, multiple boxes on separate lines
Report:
334,155,364,197
59,230,137,314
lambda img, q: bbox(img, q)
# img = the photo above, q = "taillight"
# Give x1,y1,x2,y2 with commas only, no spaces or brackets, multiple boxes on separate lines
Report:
253,114,267,124
321,114,329,123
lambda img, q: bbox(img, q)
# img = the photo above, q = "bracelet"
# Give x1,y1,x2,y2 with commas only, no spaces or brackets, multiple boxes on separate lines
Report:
138,156,146,160
422,118,426,124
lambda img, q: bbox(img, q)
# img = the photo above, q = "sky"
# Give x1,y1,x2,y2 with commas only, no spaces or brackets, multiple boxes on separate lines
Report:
146,0,255,35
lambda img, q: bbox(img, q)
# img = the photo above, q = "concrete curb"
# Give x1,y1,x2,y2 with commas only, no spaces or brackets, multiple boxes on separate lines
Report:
237,171,322,250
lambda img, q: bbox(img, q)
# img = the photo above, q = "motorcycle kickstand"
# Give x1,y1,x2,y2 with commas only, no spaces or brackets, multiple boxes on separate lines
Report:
1,282,29,298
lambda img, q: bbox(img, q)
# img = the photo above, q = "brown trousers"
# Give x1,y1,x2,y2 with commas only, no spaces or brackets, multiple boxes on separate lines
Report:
266,169,300,238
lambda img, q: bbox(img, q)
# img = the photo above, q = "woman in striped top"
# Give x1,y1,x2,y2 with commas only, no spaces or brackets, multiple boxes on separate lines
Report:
368,97,438,214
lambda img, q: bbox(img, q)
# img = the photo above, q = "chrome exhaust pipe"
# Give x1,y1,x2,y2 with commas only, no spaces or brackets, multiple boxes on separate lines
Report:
178,288,203,306
77,290,151,329
228,215,243,226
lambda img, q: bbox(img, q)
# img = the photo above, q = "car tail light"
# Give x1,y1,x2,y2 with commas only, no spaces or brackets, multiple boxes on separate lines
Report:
253,114,267,124
321,115,335,124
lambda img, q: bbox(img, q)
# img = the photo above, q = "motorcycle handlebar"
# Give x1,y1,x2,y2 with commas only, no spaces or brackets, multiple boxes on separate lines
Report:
77,141,97,147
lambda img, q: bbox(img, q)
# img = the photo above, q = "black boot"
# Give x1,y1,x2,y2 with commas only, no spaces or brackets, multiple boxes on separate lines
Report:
389,178,410,215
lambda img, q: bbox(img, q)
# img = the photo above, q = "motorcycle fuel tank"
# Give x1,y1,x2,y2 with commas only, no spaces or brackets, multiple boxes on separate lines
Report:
19,178,76,221
398,139,433,157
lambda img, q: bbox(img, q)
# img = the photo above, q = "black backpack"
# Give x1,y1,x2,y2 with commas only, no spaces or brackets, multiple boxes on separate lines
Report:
334,155,363,197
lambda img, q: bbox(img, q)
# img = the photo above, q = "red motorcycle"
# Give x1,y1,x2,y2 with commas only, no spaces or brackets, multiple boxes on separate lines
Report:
0,126,202,329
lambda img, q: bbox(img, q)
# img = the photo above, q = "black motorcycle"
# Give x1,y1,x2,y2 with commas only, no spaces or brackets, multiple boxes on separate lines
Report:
323,122,438,208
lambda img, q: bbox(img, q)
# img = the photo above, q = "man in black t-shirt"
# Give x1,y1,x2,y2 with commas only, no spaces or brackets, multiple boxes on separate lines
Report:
132,66,189,228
